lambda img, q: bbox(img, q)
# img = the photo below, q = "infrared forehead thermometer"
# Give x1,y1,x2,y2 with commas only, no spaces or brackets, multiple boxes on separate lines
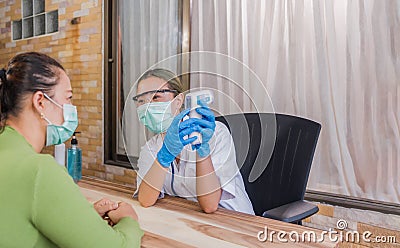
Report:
185,90,214,145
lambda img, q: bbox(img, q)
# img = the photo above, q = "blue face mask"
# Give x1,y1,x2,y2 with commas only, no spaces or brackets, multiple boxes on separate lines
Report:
137,101,174,134
43,93,78,146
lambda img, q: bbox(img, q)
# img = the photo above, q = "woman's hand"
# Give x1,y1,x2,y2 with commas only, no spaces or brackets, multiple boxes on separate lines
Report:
93,198,119,217
157,109,198,167
183,100,216,157
107,202,139,224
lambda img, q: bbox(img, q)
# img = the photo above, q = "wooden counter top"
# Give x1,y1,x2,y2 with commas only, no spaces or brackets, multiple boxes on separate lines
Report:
79,178,338,247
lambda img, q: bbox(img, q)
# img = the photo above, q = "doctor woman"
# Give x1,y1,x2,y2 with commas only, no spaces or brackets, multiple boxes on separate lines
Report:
134,69,254,214
0,52,143,247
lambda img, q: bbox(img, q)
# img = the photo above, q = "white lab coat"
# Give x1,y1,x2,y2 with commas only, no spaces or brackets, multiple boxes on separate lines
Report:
134,121,254,215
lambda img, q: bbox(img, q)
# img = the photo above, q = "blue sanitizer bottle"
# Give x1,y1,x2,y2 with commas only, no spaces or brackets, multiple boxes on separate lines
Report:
67,132,82,183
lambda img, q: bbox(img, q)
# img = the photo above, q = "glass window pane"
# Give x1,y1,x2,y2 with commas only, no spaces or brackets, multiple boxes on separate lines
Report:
34,0,45,15
12,20,22,40
190,0,400,204
117,0,180,157
46,10,58,33
22,17,33,38
22,0,33,17
34,14,45,36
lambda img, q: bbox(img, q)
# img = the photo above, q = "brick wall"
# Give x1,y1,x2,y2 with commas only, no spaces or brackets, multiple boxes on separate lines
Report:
303,203,400,247
0,0,137,187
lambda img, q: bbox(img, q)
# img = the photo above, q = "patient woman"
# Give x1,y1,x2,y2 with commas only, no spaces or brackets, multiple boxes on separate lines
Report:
0,52,143,247
133,69,254,214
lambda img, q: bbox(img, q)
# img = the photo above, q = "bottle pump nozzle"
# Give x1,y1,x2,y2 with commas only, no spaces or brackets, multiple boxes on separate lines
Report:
71,132,81,145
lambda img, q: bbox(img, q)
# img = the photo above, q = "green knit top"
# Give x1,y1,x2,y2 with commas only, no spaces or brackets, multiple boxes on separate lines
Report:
0,126,143,247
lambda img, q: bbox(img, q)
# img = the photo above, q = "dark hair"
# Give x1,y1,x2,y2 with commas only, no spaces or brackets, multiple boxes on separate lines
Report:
0,52,65,133
138,68,184,96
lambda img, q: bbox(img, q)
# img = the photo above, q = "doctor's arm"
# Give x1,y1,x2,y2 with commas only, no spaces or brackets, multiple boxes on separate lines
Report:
138,109,197,207
196,155,222,213
137,160,168,207
191,102,222,213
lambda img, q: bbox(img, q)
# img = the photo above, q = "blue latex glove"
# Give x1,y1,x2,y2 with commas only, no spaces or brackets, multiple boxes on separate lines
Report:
181,100,216,157
157,109,198,167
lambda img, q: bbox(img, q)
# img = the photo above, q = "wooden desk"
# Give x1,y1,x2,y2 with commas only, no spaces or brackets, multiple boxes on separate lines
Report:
79,178,338,248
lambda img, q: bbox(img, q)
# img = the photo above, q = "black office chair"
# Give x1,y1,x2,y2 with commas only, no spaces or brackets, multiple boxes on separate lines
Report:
216,113,321,224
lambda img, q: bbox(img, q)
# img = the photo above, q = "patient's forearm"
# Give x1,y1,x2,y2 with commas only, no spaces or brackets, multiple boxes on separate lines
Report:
138,160,168,207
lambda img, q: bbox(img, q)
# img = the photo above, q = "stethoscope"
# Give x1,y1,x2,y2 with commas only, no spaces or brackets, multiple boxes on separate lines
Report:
170,161,178,196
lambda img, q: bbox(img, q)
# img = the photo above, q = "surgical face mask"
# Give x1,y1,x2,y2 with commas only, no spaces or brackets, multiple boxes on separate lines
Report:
42,93,78,146
137,101,174,134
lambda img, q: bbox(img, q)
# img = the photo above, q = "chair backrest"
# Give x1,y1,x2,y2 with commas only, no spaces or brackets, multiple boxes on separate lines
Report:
216,113,321,216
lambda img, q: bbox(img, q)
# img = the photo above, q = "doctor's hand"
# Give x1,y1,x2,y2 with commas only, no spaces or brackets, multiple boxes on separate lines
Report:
157,109,198,167
183,100,216,157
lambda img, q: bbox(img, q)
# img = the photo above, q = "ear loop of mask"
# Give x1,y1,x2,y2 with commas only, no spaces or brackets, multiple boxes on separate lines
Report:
42,93,63,125
41,113,52,125
43,93,63,108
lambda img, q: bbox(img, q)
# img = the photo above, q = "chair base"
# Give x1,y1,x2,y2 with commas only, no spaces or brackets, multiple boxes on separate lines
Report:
262,200,319,224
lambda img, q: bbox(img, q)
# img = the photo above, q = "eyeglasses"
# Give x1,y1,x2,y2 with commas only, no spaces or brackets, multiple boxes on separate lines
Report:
132,89,178,106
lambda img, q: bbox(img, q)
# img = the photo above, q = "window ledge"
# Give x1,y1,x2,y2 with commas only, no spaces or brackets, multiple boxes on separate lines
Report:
305,190,400,215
